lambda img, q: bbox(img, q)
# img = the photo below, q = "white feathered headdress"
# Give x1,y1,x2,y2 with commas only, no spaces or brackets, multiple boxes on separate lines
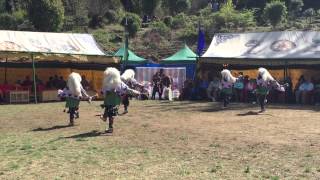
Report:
103,67,121,90
221,69,237,83
258,68,274,82
121,69,135,81
67,72,82,97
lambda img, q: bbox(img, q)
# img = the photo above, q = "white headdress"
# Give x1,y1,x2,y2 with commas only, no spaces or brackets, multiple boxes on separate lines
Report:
67,72,82,97
121,69,135,81
221,69,237,83
103,67,121,90
258,68,274,82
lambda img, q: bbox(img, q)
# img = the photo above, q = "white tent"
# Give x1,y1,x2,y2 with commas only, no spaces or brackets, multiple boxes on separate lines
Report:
202,31,320,65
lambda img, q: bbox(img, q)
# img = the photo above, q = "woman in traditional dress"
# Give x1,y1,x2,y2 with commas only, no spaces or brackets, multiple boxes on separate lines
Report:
220,69,237,108
101,68,140,133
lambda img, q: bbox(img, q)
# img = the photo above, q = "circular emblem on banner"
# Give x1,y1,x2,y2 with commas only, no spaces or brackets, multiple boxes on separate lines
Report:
270,40,296,52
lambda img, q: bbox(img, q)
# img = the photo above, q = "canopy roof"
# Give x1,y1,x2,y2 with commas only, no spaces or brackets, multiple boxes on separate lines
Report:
162,44,197,64
114,46,147,64
202,31,320,65
0,30,118,64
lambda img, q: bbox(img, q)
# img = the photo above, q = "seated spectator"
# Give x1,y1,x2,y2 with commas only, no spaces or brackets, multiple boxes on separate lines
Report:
81,75,90,90
180,79,192,100
199,79,209,100
245,79,257,104
207,77,220,102
313,79,320,105
296,78,314,104
234,72,244,102
22,76,32,87
46,77,55,89
52,75,59,89
57,76,66,89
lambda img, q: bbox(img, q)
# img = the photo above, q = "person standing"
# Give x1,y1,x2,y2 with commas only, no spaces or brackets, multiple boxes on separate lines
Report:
220,69,237,108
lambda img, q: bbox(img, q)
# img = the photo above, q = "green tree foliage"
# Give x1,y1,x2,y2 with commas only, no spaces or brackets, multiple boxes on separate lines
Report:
142,0,160,16
150,21,170,36
210,0,256,31
121,12,141,37
263,0,287,28
289,0,304,18
162,0,191,15
28,0,64,32
0,13,18,30
303,8,315,23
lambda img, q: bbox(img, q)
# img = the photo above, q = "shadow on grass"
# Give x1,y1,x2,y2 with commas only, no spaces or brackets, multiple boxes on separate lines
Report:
64,130,105,139
32,125,71,131
237,111,263,116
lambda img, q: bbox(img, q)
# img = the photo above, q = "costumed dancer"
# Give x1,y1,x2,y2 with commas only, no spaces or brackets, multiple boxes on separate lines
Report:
120,69,144,114
220,69,237,108
256,68,285,112
100,68,140,134
58,72,92,126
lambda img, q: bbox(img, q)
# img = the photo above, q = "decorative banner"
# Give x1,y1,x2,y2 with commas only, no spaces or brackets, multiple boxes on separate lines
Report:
0,30,106,56
203,31,320,59
135,67,186,91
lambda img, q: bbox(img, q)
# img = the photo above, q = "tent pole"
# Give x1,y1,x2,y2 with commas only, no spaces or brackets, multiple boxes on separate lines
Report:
31,54,37,104
4,57,7,83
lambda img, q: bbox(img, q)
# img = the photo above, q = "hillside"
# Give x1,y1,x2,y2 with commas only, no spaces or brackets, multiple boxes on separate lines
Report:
1,0,320,60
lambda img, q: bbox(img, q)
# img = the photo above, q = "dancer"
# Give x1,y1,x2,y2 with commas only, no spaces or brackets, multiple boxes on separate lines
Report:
220,69,237,108
58,72,92,126
256,68,285,112
100,68,140,134
120,69,143,114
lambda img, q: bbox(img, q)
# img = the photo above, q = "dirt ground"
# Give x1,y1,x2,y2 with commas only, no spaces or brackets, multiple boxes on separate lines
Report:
1,100,320,180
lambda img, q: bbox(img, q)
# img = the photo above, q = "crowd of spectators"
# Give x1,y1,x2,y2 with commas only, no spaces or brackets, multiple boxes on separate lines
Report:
180,72,320,106
0,74,91,103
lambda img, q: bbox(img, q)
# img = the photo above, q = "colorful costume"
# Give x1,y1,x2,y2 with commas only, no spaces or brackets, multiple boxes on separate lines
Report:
58,72,91,126
120,69,143,114
220,69,237,107
256,68,285,112
101,68,140,133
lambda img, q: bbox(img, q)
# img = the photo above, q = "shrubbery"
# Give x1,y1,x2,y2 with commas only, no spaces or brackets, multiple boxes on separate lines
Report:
263,0,287,28
28,0,64,32
121,12,141,37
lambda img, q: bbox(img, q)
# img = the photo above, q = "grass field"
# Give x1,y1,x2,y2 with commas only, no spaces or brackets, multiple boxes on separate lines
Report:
1,100,320,179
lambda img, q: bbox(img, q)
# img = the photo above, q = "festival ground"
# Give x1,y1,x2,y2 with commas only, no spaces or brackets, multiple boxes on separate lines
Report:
1,101,320,179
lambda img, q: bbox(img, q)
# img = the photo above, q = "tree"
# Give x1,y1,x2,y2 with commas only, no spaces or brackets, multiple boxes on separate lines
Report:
263,0,287,28
28,0,64,32
289,0,303,18
162,0,191,15
121,12,141,37
303,8,315,24
142,0,160,16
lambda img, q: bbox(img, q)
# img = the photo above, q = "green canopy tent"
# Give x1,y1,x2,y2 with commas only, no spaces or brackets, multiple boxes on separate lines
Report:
161,44,197,79
114,46,147,66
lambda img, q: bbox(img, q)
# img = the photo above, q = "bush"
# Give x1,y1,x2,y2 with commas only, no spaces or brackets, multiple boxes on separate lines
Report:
263,0,287,28
0,13,18,30
12,9,27,24
121,12,141,37
73,15,89,26
142,0,160,15
209,0,256,30
289,0,304,18
150,21,170,36
162,0,191,15
163,16,173,27
28,0,64,32
89,14,104,28
176,0,191,14
172,13,188,29
105,9,124,24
